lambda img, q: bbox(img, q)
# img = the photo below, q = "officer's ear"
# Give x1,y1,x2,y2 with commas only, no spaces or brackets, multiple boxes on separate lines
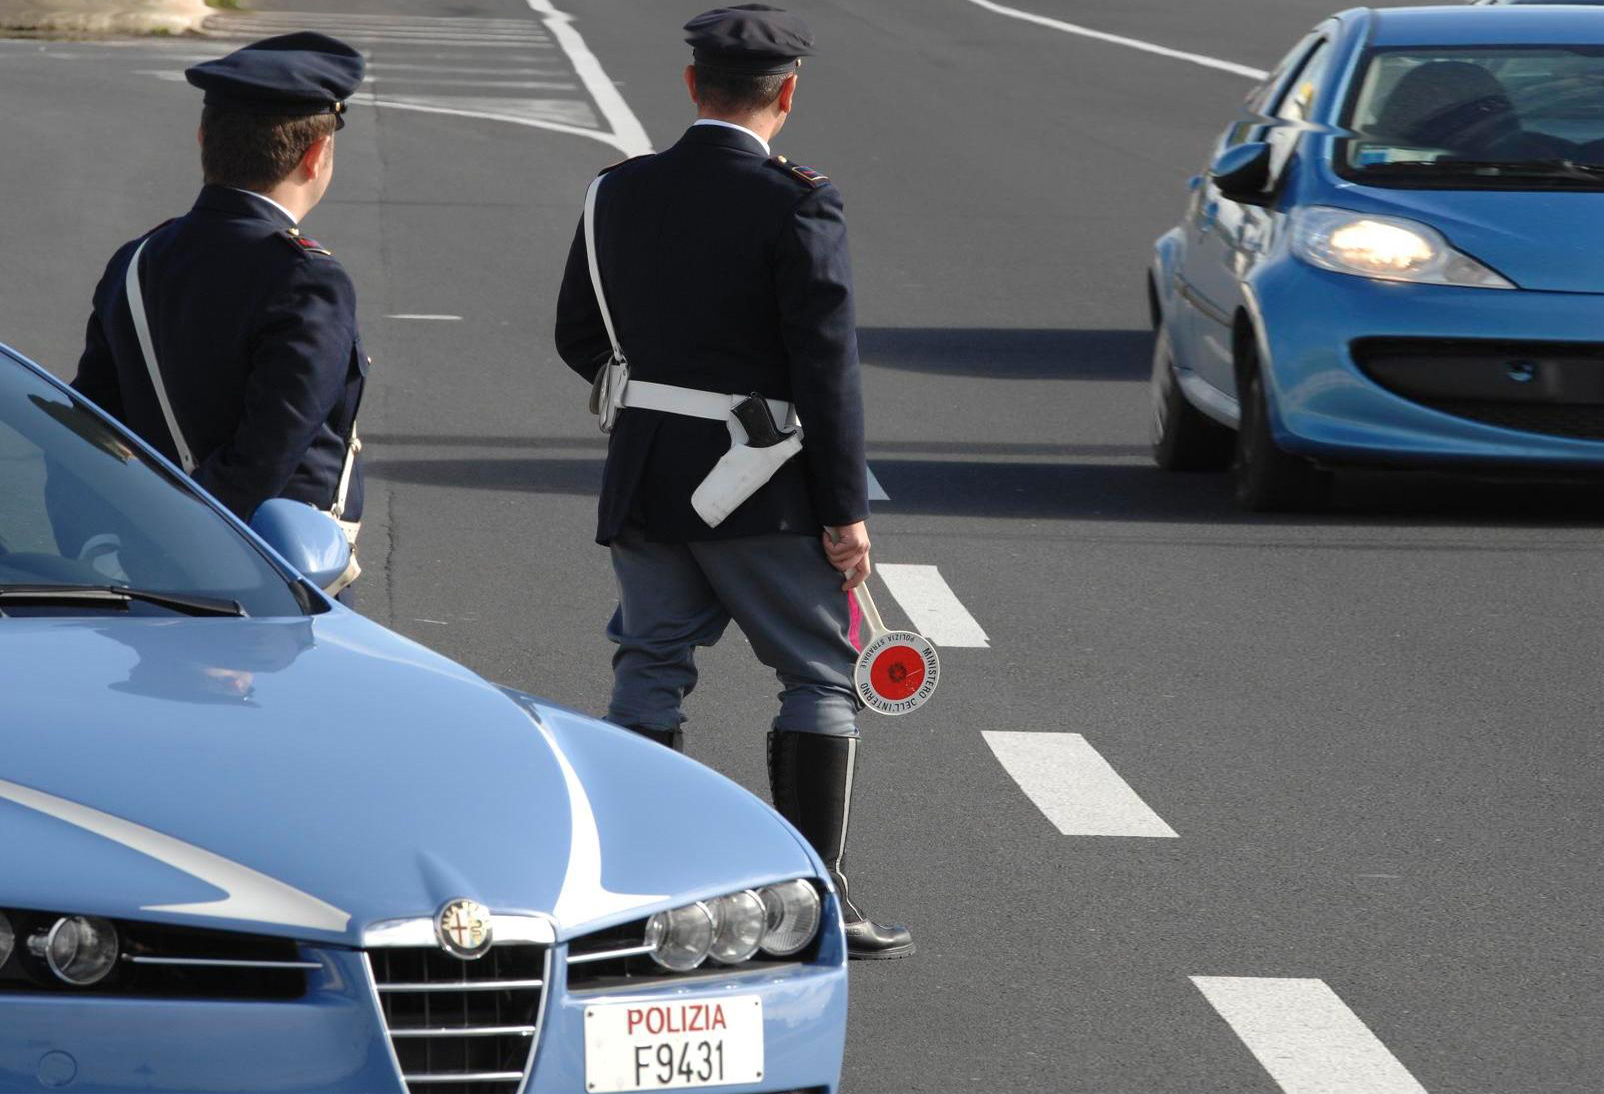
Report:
776,71,798,116
300,133,334,180
684,63,699,106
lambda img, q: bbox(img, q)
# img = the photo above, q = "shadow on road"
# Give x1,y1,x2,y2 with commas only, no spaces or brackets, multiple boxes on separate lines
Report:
367,456,604,494
368,451,1604,528
858,327,1152,381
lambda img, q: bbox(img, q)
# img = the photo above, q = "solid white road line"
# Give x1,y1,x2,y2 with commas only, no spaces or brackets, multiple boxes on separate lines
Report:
1192,977,1430,1094
867,465,889,502
982,732,1178,837
387,314,462,321
876,563,989,647
527,0,654,158
958,0,1268,80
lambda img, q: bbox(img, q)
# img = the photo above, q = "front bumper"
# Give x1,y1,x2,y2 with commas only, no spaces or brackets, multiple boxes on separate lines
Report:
1254,259,1604,469
0,907,848,1094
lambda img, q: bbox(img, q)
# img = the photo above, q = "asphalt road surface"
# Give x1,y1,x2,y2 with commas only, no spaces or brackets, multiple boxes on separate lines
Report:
5,2,1603,1091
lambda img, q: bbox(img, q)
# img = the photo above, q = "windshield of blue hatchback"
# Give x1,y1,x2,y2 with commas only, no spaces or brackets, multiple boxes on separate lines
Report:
0,354,306,616
1343,45,1604,187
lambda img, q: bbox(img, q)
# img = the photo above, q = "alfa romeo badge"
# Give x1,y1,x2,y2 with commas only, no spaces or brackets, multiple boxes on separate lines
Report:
436,898,494,959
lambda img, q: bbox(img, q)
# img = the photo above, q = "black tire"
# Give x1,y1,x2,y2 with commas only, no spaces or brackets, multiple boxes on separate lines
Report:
1151,323,1234,472
1233,350,1331,512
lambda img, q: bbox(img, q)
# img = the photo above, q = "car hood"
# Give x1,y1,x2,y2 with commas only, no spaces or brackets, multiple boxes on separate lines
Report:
1326,180,1604,295
0,612,817,945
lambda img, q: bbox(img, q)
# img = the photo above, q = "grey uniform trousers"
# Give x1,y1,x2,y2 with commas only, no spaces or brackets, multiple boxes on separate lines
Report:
606,527,861,737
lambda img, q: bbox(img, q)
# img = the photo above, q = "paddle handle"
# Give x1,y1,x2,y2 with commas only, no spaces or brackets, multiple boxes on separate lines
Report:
851,582,888,641
825,526,887,638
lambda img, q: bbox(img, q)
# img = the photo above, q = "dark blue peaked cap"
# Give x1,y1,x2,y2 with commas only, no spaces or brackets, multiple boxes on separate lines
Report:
684,4,814,75
186,32,364,127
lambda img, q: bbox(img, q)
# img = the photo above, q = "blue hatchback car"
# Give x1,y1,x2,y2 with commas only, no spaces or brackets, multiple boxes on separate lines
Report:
1150,5,1604,509
0,344,846,1092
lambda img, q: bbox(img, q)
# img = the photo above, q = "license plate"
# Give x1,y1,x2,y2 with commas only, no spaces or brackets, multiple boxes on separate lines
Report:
583,995,764,1092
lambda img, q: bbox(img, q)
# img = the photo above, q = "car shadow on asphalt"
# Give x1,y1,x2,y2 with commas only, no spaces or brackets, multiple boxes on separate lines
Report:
857,327,1152,381
871,460,1604,526
366,453,1604,528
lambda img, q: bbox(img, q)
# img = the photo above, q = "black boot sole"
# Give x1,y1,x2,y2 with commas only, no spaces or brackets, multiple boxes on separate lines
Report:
848,941,916,961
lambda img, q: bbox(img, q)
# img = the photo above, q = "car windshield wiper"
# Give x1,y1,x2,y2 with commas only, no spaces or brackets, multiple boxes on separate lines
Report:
0,584,246,617
1361,158,1604,182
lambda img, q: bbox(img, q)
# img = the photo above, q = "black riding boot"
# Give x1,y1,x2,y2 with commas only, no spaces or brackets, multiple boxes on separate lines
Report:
767,730,915,960
628,725,684,752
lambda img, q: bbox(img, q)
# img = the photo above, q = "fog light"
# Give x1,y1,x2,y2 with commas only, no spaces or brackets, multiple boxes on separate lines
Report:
757,879,821,957
30,916,118,986
706,890,766,966
645,903,714,972
0,913,12,969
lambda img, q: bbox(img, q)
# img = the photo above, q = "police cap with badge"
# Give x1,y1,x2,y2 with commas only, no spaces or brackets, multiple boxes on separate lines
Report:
683,3,814,73
185,31,364,127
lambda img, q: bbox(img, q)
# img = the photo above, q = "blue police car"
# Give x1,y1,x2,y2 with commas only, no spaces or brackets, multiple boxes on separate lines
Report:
1150,5,1604,509
0,342,846,1091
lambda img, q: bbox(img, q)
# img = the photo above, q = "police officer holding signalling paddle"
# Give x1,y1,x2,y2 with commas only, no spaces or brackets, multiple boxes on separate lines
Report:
72,33,369,600
555,4,913,960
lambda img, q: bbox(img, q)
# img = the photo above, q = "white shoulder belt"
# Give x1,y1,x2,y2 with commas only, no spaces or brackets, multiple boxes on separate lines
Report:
582,173,804,527
582,175,795,432
125,235,363,590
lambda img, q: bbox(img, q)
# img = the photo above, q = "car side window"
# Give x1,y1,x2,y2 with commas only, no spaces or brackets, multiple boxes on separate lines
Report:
1226,32,1320,146
1263,38,1335,178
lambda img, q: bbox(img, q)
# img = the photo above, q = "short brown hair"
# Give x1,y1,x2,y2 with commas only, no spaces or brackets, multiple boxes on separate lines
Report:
693,63,793,115
200,106,336,191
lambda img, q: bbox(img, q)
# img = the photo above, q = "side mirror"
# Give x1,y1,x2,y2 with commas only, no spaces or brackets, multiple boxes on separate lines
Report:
249,499,352,593
1209,142,1274,204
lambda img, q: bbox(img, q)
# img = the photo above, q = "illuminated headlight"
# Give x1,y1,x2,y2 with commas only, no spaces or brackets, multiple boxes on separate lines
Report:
645,903,714,972
0,912,11,969
756,879,821,957
1291,207,1514,289
706,890,766,966
28,916,118,986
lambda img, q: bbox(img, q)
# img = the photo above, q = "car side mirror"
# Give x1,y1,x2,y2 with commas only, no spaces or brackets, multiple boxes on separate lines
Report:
1209,142,1274,205
249,499,352,593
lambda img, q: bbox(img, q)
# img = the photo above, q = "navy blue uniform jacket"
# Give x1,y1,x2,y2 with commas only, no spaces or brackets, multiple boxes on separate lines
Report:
554,124,868,545
73,185,366,522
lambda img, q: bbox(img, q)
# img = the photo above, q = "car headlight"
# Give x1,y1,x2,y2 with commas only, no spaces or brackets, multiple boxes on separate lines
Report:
757,879,821,957
1291,207,1514,289
706,890,766,966
634,880,824,973
645,903,715,972
28,915,119,986
0,912,12,969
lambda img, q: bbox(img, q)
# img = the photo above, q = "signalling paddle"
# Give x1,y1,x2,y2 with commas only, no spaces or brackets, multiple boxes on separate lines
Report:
850,581,940,716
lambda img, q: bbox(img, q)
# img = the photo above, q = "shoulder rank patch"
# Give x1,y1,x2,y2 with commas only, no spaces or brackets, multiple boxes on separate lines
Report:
767,154,829,189
281,227,332,256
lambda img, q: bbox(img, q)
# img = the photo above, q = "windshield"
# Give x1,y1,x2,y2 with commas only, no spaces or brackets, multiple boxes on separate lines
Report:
0,350,308,616
1341,45,1604,188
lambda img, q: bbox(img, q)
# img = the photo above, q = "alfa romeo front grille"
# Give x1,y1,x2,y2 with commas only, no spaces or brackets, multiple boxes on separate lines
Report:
368,940,550,1094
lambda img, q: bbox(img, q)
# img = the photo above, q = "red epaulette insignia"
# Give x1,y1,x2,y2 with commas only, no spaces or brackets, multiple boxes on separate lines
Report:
282,227,333,256
767,154,829,189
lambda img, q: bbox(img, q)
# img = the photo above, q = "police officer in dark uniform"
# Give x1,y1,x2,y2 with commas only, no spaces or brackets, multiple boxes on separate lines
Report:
72,33,368,599
555,5,913,959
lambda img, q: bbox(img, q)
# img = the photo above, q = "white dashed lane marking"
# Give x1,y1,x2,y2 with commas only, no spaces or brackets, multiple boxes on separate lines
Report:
387,314,462,321
959,0,1268,80
982,732,1178,837
876,563,988,647
1192,977,1430,1094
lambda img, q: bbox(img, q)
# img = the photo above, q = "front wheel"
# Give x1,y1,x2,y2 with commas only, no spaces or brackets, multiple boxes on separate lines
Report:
1234,356,1331,512
1151,324,1233,472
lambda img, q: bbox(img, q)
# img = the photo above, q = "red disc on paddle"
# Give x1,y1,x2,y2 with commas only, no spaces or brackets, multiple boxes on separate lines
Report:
854,630,940,716
869,644,926,701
